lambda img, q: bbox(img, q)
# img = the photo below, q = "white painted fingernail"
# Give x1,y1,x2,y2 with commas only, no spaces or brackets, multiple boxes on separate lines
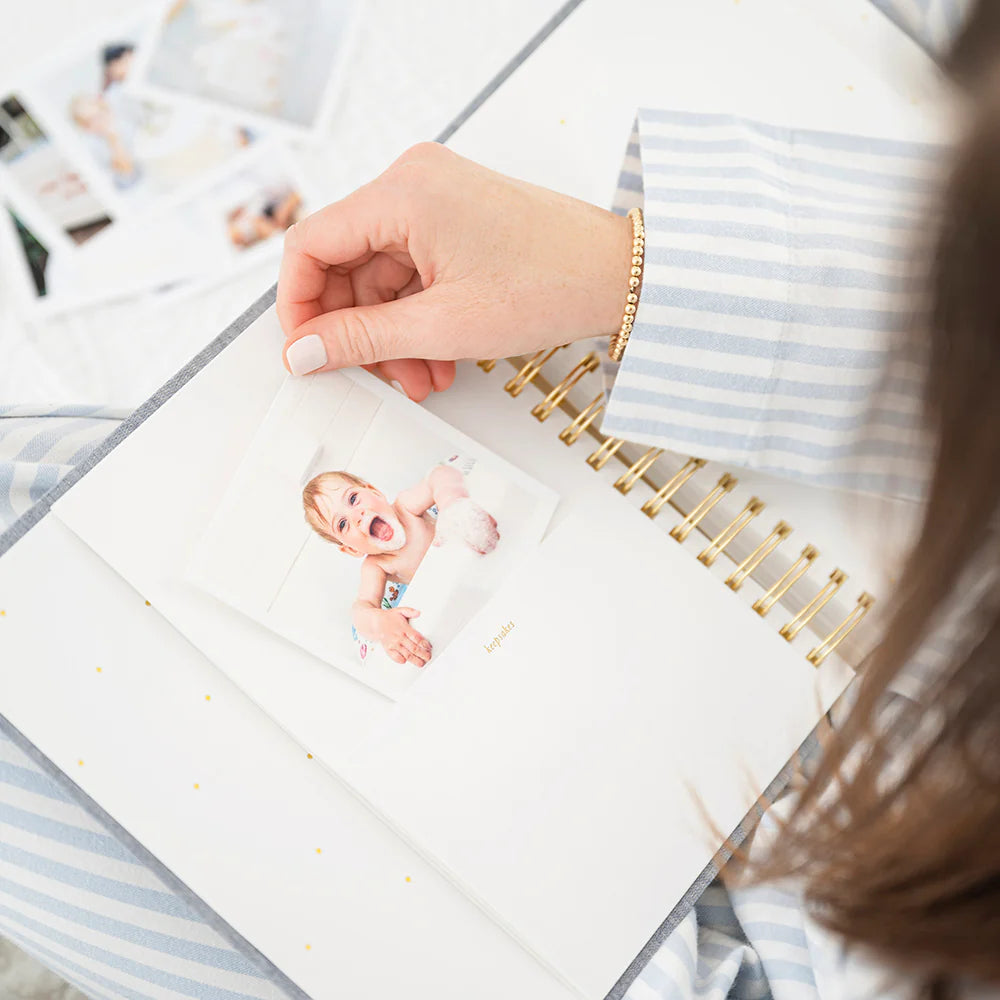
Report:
286,335,328,376
390,380,407,396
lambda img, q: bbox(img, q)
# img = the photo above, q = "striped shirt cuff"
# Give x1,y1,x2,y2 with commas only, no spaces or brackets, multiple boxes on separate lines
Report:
602,107,945,501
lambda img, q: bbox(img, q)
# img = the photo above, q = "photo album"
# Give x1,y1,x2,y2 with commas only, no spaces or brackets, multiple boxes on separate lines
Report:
48,303,856,999
0,0,944,997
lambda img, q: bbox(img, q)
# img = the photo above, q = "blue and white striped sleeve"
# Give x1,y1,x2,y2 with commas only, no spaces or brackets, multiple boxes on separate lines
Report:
0,406,124,530
602,109,949,502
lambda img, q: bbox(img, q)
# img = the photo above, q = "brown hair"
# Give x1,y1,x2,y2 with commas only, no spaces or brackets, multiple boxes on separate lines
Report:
302,471,368,546
748,12,1000,997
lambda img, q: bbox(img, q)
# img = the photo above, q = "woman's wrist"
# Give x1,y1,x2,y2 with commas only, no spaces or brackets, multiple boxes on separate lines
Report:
587,209,637,340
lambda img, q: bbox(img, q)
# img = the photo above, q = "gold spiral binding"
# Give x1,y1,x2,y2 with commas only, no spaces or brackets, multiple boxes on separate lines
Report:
615,447,664,495
640,457,706,518
752,545,819,617
698,497,764,567
779,569,847,641
806,592,875,666
532,353,600,421
489,353,876,669
670,474,737,542
726,521,791,591
504,347,563,397
587,436,627,470
559,394,605,446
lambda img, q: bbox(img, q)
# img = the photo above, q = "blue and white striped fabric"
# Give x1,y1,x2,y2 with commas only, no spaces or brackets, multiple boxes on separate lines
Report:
0,407,126,530
602,108,946,501
0,723,291,1000
625,791,925,1000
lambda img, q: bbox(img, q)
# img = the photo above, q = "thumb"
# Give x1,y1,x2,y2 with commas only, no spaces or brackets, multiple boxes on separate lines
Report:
284,289,451,375
395,607,421,620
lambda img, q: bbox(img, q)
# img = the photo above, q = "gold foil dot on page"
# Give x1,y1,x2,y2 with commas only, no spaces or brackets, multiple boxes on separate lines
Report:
145,600,151,607
193,783,200,790
96,667,102,673
305,945,312,951
405,876,412,883
306,753,313,759
315,848,322,854
204,695,211,701
77,760,84,766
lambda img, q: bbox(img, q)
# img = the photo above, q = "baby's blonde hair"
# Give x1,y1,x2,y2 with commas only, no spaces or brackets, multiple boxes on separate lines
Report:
302,471,367,546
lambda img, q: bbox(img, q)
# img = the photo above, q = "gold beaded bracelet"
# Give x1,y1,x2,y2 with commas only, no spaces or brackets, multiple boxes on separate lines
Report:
608,206,645,362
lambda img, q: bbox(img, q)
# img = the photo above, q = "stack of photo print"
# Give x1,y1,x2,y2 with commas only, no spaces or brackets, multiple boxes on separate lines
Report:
0,0,359,317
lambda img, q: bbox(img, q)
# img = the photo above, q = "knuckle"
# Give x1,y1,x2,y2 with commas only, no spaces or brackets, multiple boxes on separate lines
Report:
389,142,450,198
397,141,442,166
342,313,380,363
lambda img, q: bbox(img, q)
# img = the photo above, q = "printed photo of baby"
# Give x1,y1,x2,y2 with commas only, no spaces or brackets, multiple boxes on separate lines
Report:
302,462,500,667
167,153,308,273
186,369,557,700
226,182,301,249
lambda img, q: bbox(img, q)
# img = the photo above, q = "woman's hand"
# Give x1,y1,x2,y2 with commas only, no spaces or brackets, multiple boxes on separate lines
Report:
277,142,632,401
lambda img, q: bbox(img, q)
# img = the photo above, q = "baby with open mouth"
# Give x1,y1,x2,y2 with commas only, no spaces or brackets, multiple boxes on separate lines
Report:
302,465,499,667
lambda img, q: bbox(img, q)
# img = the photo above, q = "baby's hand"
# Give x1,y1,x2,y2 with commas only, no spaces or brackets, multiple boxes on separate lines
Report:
378,607,432,667
434,497,500,555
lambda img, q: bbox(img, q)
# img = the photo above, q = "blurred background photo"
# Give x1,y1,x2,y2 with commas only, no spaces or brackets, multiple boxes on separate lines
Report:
138,0,359,131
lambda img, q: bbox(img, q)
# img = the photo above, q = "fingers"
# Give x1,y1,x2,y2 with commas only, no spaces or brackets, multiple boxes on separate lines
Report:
283,286,455,375
425,360,457,392
277,177,406,335
365,359,456,401
386,633,432,668
405,632,432,658
383,607,432,666
278,145,468,381
377,359,434,402
403,639,432,667
397,617,432,667
349,252,417,309
388,650,429,668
